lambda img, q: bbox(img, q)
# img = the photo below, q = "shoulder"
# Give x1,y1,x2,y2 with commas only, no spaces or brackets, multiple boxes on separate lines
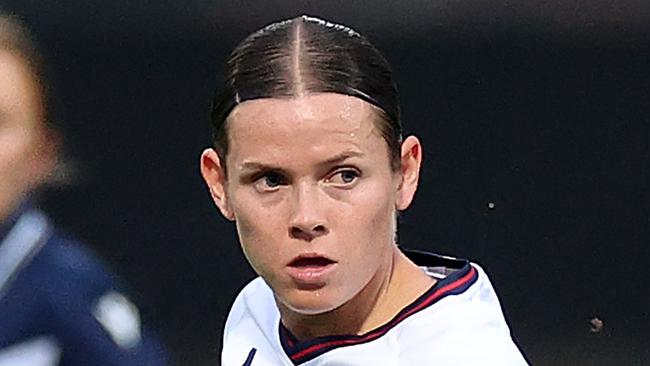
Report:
224,277,277,339
222,277,288,365
1,211,168,364
228,277,273,314
40,232,109,271
397,260,528,364
4,207,122,299
29,231,118,294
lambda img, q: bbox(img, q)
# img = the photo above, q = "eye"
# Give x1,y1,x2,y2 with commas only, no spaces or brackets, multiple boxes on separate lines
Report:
253,171,287,192
327,169,360,186
263,173,283,187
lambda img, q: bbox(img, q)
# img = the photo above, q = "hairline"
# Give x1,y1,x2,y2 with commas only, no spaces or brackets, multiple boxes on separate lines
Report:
217,92,400,175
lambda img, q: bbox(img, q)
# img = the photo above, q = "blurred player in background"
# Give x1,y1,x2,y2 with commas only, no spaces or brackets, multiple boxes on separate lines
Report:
0,12,168,366
201,16,528,365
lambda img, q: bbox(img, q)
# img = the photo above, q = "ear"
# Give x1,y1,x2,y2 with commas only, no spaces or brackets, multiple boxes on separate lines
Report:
200,148,235,221
395,135,422,211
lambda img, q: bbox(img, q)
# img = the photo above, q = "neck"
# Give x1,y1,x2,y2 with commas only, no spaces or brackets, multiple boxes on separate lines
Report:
279,246,435,340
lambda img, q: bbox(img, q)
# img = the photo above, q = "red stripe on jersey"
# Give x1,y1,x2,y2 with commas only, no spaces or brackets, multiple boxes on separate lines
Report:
289,266,478,362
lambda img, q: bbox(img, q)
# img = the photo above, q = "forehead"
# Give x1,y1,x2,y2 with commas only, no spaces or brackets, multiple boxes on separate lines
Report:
226,93,388,167
229,93,376,132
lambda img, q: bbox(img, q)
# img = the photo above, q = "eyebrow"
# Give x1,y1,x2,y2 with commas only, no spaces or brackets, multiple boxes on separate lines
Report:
239,150,365,172
316,150,365,168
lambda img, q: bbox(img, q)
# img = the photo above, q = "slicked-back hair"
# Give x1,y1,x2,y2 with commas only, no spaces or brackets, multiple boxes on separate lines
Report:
211,15,402,172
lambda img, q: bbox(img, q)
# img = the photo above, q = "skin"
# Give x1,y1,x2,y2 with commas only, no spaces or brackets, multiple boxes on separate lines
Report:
0,50,56,222
201,93,434,339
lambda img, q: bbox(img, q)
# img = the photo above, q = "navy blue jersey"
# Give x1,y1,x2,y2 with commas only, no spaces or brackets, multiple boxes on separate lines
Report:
0,205,168,366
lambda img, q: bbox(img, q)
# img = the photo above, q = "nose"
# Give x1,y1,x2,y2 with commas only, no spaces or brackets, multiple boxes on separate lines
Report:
288,182,328,241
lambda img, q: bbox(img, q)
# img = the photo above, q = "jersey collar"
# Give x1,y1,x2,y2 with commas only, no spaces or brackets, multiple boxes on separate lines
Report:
0,207,52,299
278,249,478,365
0,200,32,244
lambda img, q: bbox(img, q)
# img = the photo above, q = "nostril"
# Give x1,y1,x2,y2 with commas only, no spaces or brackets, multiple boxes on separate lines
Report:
290,227,313,241
312,224,326,233
289,224,327,241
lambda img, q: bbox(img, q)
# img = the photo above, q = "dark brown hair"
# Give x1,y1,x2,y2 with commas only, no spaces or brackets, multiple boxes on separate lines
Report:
211,15,402,171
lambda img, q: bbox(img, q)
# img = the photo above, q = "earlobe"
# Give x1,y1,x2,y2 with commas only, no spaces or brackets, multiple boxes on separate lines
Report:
200,148,235,221
395,136,422,211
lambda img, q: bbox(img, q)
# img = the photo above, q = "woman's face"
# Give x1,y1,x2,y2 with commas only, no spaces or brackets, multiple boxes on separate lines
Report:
0,50,51,221
202,93,420,315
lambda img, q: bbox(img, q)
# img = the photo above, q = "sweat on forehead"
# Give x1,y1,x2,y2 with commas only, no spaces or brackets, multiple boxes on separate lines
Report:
224,93,393,178
227,94,383,146
228,93,377,128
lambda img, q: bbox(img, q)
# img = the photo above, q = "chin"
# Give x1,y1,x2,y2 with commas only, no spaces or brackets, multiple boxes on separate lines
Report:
280,291,343,316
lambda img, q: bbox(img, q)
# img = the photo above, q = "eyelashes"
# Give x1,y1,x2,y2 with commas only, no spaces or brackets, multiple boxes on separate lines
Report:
325,169,360,186
245,170,284,193
255,171,286,190
250,168,361,193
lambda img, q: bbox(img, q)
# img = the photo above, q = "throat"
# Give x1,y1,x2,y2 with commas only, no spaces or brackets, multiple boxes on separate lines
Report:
278,249,436,341
280,311,360,341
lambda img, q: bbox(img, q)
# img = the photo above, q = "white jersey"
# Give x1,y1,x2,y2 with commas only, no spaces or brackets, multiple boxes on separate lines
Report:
222,250,528,365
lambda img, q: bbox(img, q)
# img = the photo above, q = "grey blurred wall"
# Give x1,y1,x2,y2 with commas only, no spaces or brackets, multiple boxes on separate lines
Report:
3,1,649,365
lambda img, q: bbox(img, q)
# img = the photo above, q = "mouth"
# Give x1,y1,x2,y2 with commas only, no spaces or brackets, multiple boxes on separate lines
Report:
288,255,336,268
286,254,337,285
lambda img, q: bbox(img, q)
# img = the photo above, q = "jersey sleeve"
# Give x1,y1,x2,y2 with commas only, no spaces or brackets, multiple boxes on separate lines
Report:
438,264,529,365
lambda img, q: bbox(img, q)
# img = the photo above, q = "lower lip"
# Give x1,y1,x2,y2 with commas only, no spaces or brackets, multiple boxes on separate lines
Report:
286,262,336,285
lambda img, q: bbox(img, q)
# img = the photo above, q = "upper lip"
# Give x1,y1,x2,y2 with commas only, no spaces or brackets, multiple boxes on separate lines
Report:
287,253,337,267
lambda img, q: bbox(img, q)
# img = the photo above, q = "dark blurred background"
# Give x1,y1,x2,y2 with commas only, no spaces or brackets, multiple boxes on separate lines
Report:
2,1,648,365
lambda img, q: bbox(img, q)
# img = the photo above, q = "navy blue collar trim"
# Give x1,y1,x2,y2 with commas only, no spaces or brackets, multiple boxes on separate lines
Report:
278,249,478,365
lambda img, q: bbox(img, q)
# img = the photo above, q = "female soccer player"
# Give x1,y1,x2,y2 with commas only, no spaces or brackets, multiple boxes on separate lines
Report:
201,15,527,365
0,12,168,365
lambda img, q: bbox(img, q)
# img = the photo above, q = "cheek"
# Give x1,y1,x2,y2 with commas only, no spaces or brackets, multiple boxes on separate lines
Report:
349,179,396,234
0,130,36,183
230,191,287,277
335,179,397,266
